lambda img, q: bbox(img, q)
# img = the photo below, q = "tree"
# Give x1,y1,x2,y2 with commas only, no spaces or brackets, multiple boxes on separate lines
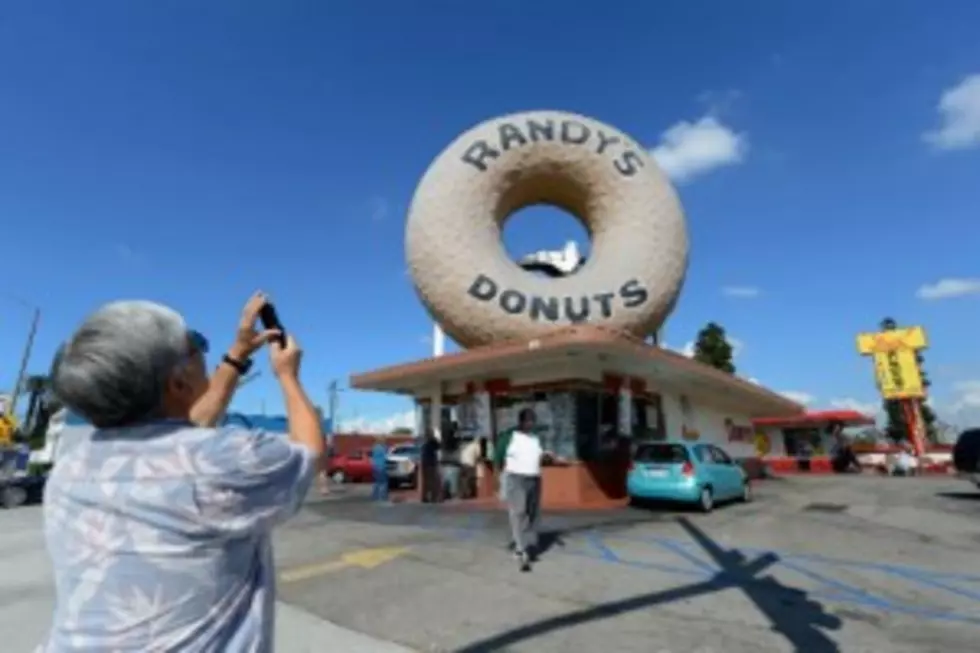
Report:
914,350,939,444
390,427,413,436
692,322,736,374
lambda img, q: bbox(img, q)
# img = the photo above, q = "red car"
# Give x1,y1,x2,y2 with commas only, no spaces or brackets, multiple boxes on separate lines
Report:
325,449,375,484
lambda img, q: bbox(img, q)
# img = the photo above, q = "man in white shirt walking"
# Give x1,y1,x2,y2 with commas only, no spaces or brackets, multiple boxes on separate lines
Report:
496,408,552,572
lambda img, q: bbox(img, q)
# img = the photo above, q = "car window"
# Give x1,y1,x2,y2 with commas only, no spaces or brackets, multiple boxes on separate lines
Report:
692,445,712,463
709,446,733,465
634,443,689,464
348,451,363,460
390,445,419,457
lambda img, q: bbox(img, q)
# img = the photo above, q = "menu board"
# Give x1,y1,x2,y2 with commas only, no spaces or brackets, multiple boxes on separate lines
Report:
547,392,577,459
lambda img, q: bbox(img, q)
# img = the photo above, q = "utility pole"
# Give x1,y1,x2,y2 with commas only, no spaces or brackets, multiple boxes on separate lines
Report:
7,306,41,419
327,380,338,444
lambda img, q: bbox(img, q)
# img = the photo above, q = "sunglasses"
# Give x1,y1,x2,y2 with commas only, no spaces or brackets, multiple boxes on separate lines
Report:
187,329,210,356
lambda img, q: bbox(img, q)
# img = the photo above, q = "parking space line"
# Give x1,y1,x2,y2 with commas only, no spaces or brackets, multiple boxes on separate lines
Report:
639,536,717,574
582,530,622,562
614,532,980,587
775,558,890,607
321,507,980,623
880,567,980,603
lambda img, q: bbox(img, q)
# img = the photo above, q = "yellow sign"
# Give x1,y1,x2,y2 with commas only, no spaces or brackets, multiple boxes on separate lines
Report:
754,432,771,456
857,326,928,400
279,546,408,584
856,326,927,354
0,414,16,446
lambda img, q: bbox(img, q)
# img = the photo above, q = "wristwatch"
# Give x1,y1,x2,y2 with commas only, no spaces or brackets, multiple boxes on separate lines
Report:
221,354,253,375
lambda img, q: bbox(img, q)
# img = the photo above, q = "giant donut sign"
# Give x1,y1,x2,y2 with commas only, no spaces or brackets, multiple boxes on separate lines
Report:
406,110,689,348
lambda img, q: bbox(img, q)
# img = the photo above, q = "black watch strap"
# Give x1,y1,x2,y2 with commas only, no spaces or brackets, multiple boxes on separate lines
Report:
222,354,253,375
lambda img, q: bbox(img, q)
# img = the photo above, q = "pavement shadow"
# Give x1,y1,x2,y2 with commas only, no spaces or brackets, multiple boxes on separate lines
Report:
534,512,670,558
455,517,842,653
936,491,980,501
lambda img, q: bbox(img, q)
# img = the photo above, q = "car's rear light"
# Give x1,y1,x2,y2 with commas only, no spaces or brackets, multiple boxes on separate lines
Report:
681,462,694,477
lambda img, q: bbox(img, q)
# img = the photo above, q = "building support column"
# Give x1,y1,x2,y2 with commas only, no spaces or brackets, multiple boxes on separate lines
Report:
429,386,443,443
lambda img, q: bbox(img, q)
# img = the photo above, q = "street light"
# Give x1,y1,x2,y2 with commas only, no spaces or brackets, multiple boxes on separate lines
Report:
1,294,41,419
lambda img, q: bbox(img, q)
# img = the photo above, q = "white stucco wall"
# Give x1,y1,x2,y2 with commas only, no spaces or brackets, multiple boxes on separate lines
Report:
660,390,759,459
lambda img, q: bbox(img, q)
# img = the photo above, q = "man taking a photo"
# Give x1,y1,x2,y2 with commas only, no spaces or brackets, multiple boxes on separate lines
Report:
42,292,323,652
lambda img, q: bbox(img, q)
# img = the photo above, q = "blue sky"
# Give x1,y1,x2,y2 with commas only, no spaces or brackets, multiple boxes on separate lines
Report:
2,1,979,431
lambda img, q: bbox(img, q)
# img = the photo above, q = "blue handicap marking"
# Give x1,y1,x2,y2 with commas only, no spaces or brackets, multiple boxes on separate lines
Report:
646,536,718,574
774,558,892,608
875,566,980,604
582,530,622,563
607,532,980,623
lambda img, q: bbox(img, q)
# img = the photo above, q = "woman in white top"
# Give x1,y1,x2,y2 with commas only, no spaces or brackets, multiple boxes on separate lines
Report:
500,407,552,571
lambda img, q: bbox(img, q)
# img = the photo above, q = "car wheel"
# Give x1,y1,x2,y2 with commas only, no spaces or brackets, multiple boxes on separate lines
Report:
741,482,752,503
1,486,27,509
331,471,346,484
698,487,714,513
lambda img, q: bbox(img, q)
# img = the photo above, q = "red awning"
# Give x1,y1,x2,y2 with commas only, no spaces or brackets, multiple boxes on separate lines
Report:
752,410,875,428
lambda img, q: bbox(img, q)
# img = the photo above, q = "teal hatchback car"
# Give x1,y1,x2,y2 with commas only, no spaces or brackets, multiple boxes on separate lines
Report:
627,441,751,512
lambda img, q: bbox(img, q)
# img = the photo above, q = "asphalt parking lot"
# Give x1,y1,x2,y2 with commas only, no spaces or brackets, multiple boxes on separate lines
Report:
4,475,980,652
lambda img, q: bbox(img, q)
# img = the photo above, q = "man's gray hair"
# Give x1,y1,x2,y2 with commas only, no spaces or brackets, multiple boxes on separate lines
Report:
51,301,191,428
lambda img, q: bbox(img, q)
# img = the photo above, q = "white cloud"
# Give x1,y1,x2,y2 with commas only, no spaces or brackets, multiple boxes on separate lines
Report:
338,409,416,434
368,196,389,222
651,116,748,183
780,391,814,405
721,286,761,298
729,337,744,357
923,74,980,150
828,397,881,419
947,380,980,427
916,278,980,300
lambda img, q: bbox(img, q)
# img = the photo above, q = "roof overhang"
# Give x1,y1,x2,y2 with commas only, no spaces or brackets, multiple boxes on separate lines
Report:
350,326,804,418
752,410,876,429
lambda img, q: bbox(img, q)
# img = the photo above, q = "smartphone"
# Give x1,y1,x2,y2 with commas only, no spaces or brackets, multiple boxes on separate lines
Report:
259,303,287,348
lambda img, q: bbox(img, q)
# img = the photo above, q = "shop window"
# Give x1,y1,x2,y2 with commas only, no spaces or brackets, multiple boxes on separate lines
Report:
490,391,576,460
783,428,822,456
575,391,600,461
633,394,665,440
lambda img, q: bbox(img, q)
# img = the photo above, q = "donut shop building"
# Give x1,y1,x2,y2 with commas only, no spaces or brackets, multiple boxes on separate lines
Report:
351,325,804,508
359,109,806,508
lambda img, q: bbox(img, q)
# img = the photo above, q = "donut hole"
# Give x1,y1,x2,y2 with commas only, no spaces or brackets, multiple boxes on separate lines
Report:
501,205,591,278
496,167,594,278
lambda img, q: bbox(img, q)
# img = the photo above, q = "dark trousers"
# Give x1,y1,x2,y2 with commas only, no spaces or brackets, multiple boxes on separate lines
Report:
421,464,441,503
459,465,477,499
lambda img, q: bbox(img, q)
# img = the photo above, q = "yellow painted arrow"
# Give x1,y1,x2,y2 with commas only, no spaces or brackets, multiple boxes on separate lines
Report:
279,546,409,584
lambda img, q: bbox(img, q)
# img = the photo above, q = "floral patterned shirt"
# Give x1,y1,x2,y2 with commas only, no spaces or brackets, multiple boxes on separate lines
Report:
41,421,316,652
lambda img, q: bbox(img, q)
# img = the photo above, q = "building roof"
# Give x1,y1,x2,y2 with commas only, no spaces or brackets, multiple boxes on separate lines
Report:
351,325,804,418
752,410,875,429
